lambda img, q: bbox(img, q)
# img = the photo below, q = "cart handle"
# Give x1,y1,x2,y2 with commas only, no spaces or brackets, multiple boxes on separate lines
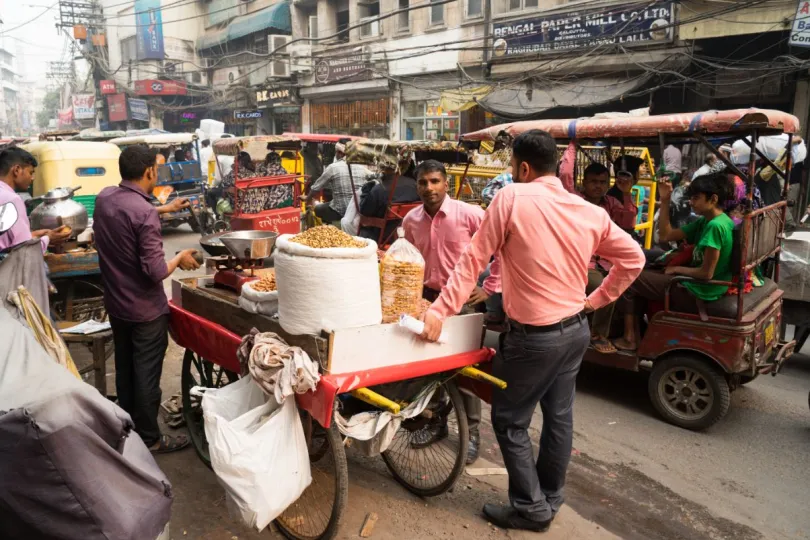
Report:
458,365,507,390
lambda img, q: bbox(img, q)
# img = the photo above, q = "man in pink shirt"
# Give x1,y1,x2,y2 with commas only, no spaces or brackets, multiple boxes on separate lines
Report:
403,159,502,464
421,130,644,532
0,147,71,255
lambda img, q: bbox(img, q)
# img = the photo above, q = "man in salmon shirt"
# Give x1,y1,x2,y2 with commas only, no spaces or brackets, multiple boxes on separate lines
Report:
420,130,645,532
402,159,502,465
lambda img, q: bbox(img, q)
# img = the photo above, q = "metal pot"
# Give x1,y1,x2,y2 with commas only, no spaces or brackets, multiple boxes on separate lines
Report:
29,186,89,238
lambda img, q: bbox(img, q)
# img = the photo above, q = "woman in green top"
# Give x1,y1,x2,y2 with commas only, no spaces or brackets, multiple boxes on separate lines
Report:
613,172,735,352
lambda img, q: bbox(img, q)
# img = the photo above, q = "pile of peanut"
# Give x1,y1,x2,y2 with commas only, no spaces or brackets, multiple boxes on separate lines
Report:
380,259,425,323
290,225,365,249
252,273,277,292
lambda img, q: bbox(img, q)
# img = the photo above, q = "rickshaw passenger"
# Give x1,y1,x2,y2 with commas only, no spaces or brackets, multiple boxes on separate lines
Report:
606,155,643,235
358,165,419,242
578,162,638,353
256,151,288,177
614,173,735,351
304,143,372,224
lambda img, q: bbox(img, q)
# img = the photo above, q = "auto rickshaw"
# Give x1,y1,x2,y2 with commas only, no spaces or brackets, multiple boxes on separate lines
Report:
462,108,798,430
21,141,122,216
109,133,208,232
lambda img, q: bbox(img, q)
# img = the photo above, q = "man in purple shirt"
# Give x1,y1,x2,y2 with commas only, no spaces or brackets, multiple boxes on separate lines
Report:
0,147,71,254
94,145,200,454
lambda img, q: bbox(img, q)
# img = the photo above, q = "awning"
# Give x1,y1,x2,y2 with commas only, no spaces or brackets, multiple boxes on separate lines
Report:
197,1,292,51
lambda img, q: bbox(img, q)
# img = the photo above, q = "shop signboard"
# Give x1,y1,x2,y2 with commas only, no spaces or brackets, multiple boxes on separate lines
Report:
135,0,165,60
492,1,674,57
234,110,264,120
100,80,117,94
57,107,74,128
314,53,368,85
256,87,295,107
129,98,150,122
790,0,810,47
134,79,188,96
107,94,128,122
72,94,96,120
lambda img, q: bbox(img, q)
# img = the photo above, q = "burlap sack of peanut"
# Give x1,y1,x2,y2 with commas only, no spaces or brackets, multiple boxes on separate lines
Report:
380,229,425,324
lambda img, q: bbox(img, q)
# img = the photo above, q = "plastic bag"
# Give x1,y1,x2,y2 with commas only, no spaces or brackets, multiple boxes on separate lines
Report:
202,377,312,531
380,228,425,323
239,281,279,316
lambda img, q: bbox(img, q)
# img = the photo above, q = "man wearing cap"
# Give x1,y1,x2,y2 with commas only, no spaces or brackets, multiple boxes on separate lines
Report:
607,155,644,235
303,143,372,224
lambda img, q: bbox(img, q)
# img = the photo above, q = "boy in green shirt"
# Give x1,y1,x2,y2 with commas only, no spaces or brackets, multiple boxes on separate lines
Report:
613,172,734,351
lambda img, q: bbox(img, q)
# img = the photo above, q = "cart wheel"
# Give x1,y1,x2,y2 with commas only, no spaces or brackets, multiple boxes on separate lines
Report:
181,350,238,467
648,355,730,431
738,373,759,386
381,380,469,497
275,415,348,540
50,278,106,323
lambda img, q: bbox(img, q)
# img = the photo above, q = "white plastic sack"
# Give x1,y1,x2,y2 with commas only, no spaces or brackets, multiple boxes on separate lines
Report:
340,195,361,236
202,377,311,531
239,282,279,315
274,234,382,335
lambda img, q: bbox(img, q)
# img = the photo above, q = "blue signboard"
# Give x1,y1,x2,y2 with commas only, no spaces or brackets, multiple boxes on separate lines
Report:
135,0,165,60
492,2,674,58
129,98,150,122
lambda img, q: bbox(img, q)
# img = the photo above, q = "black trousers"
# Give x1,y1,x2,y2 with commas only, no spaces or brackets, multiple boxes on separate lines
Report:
109,314,169,447
314,202,343,223
491,315,589,520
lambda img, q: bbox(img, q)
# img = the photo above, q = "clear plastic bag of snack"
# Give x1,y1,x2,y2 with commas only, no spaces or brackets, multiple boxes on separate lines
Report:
380,228,425,324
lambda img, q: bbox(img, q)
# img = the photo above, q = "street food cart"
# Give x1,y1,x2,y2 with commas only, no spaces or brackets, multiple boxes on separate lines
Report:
171,229,503,540
109,133,208,232
463,108,798,430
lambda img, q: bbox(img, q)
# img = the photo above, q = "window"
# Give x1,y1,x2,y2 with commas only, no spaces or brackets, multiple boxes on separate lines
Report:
467,0,483,17
360,1,381,38
120,36,137,64
336,10,350,42
397,0,410,31
429,0,444,26
509,0,537,10
402,100,459,141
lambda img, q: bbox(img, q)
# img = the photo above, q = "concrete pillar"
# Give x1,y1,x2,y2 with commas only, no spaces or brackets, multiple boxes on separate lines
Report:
302,99,311,133
149,101,163,130
792,78,810,140
389,84,401,139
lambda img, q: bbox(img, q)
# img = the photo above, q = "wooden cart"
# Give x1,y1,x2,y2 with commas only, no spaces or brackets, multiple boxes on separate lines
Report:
169,276,502,540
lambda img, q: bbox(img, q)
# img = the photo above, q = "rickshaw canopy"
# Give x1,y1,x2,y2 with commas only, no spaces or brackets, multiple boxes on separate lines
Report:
281,133,359,143
462,108,801,143
212,135,304,160
70,129,127,142
344,138,477,170
108,133,198,148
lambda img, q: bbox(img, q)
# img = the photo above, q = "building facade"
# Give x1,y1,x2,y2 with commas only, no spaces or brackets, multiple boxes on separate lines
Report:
0,34,19,135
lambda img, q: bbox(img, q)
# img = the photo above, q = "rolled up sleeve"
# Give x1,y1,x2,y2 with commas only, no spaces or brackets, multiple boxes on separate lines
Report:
137,211,169,284
587,219,645,309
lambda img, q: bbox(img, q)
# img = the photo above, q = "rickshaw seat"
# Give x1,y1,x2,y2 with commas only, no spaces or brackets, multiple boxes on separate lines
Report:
668,278,778,319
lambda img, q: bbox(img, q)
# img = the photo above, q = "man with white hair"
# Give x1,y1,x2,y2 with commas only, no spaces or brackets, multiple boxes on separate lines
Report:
303,142,372,224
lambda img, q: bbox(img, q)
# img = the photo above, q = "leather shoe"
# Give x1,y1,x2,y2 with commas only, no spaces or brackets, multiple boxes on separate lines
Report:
482,503,551,532
466,434,480,465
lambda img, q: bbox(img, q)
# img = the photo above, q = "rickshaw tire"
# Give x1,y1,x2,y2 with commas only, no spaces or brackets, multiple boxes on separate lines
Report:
381,380,469,498
274,420,348,540
648,355,731,431
738,373,759,385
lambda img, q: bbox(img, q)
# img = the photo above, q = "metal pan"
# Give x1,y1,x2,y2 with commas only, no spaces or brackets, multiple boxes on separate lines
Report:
219,230,279,260
199,232,231,257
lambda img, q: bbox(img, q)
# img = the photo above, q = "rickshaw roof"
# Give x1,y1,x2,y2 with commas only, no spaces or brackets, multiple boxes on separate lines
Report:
22,141,121,161
462,108,800,143
212,135,304,159
70,129,127,141
344,138,475,168
281,133,359,143
108,133,197,147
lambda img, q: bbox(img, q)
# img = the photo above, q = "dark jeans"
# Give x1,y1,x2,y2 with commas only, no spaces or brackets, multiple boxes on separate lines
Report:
109,314,169,447
491,314,589,521
314,202,343,223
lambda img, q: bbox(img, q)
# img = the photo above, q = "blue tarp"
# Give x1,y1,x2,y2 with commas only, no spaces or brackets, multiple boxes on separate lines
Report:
197,1,291,51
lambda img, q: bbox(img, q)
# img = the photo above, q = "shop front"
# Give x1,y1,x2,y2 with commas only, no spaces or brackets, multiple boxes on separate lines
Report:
402,100,460,142
256,86,301,135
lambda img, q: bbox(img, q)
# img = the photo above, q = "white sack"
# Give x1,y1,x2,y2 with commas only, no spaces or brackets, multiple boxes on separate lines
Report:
202,377,311,531
274,234,382,335
237,296,278,316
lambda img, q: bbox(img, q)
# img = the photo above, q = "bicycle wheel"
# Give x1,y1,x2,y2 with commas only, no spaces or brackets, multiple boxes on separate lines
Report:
275,414,348,540
181,350,238,468
381,380,469,497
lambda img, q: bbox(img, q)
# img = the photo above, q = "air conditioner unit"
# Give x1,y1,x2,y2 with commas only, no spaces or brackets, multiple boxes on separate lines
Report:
268,59,290,78
290,44,313,73
186,71,207,86
268,34,291,54
360,17,380,38
308,16,318,39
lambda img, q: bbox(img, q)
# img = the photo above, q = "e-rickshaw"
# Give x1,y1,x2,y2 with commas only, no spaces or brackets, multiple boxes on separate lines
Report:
21,141,122,216
343,138,477,247
210,135,307,234
109,133,208,232
462,108,798,430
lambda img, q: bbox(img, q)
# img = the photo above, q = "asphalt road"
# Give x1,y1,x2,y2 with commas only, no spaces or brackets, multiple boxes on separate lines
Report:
162,226,810,540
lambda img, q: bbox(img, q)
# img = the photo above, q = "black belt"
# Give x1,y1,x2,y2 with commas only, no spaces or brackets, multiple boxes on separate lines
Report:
508,312,585,334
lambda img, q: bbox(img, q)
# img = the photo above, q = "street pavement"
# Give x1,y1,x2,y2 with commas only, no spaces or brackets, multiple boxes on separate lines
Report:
160,226,810,540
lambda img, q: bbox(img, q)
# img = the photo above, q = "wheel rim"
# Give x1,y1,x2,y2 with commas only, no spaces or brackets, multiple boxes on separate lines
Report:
657,366,714,422
181,350,236,466
382,386,464,492
275,420,340,539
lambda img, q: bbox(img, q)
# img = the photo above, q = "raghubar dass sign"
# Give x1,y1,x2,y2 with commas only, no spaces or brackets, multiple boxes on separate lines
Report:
492,1,675,57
